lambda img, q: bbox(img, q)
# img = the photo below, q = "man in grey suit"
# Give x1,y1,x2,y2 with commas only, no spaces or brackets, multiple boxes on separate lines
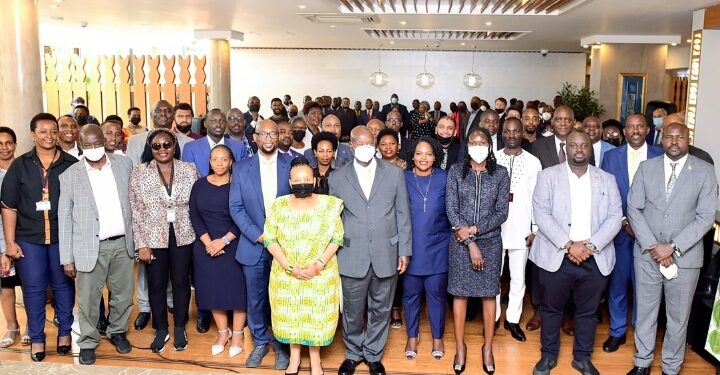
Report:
626,123,718,375
330,126,412,375
530,131,622,375
58,125,135,365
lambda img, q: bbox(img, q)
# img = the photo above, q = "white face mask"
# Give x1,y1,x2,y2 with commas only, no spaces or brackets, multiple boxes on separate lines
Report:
83,146,106,162
479,105,487,112
391,97,398,104
354,144,375,163
542,112,552,121
468,145,489,164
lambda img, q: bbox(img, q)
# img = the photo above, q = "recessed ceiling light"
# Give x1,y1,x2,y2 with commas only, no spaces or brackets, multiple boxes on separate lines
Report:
297,5,306,9
400,21,407,25
595,42,601,45
485,22,492,26
671,43,678,46
686,39,692,43
390,41,395,44
461,42,466,46
330,25,336,28
582,45,588,48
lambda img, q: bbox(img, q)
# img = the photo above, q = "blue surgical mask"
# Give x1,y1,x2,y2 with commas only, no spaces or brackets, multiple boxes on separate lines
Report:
652,117,663,127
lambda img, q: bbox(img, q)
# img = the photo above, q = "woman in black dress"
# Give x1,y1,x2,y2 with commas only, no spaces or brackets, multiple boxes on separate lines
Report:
311,132,338,195
410,101,436,140
446,127,509,375
189,145,247,357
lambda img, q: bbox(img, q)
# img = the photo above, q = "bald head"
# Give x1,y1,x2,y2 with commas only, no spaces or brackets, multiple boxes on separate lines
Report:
321,114,342,138
350,125,372,145
80,123,103,140
662,112,685,128
366,119,385,140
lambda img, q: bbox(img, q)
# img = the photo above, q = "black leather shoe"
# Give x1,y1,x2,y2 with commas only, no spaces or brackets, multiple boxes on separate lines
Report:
603,335,627,353
134,312,150,330
196,317,211,333
504,320,527,342
110,333,132,354
338,359,363,375
79,348,96,365
57,335,71,355
532,356,557,375
30,342,46,362
572,359,600,375
367,361,386,375
626,367,651,375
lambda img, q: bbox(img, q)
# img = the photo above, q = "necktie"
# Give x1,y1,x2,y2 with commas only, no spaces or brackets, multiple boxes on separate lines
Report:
666,162,678,200
558,142,566,163
629,149,641,183
654,131,662,146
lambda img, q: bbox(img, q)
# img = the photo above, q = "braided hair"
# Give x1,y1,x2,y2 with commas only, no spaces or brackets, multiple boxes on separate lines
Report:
461,126,497,178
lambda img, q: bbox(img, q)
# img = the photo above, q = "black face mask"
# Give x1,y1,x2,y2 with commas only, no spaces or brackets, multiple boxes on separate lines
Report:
176,124,192,134
436,134,453,145
283,100,290,106
288,112,298,118
470,102,480,111
130,117,141,126
607,138,622,147
292,130,305,142
76,116,88,126
248,104,260,112
495,108,505,114
291,183,314,198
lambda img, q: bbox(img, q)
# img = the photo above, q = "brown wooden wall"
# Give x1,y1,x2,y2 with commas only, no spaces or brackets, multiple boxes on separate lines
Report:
670,75,688,113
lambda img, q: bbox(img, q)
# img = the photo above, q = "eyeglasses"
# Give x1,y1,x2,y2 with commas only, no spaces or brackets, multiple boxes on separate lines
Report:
151,141,174,150
227,116,242,122
255,131,279,139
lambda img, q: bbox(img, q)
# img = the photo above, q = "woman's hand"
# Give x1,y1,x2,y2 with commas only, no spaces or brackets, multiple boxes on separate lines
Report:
206,239,226,257
5,242,23,260
468,242,484,271
138,247,153,264
0,254,11,273
455,226,471,242
291,266,313,281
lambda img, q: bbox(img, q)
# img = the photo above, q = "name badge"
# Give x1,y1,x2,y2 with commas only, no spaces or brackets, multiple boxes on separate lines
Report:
36,201,51,211
166,209,176,223
507,192,514,203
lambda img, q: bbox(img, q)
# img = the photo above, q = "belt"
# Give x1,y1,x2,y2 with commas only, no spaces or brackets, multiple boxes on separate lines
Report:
100,235,125,242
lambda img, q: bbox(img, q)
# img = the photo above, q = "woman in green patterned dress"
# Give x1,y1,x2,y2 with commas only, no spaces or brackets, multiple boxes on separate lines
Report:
264,156,344,375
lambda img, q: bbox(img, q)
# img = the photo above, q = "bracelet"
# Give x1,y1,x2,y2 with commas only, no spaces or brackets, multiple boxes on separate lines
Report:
285,264,294,275
6,240,15,246
315,258,326,266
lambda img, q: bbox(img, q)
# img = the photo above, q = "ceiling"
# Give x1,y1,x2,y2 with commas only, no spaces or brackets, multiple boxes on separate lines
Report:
37,0,717,53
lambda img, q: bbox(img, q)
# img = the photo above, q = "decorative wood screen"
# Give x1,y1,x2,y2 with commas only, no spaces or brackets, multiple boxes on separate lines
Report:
43,54,208,126
670,75,688,113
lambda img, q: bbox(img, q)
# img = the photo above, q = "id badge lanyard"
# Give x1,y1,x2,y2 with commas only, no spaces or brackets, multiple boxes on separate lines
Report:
157,162,175,223
34,148,58,244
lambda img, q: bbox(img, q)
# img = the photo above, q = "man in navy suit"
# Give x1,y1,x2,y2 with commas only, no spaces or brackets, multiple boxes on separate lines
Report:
360,99,378,125
599,113,663,353
182,109,248,177
229,119,291,369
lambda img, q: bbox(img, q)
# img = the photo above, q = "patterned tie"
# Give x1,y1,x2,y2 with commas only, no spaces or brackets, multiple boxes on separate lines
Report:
558,142,566,163
666,162,678,200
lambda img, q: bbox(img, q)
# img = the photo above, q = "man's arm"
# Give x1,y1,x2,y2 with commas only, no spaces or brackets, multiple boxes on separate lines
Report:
58,171,75,266
228,162,262,242
532,169,570,248
672,165,718,252
590,174,623,250
394,168,412,257
626,164,657,250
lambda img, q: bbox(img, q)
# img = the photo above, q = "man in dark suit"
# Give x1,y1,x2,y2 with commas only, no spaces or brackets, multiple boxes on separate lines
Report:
626,123,717,375
384,110,413,162
359,98,378,125
430,101,447,123
243,96,264,150
475,110,505,151
599,114,663,353
460,96,482,141
330,126,411,375
335,97,359,143
229,119,291,370
303,115,354,168
380,94,410,136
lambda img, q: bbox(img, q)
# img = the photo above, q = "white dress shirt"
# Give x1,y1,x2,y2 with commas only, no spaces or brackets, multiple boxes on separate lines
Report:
66,142,81,158
496,150,542,249
353,157,377,200
491,134,499,151
85,158,125,240
259,152,278,214
592,141,602,166
207,136,225,149
664,153,687,196
627,142,648,184
567,164,592,242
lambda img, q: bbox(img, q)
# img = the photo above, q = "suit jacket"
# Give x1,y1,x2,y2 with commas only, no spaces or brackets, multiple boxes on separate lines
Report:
303,143,354,169
329,159,412,278
335,107,359,141
58,154,134,272
181,137,249,177
531,135,563,169
627,154,718,268
278,149,302,159
600,143,663,215
529,164,623,276
594,140,616,167
243,112,262,153
129,160,198,249
430,110,447,122
380,103,410,127
360,109,379,125
229,153,292,266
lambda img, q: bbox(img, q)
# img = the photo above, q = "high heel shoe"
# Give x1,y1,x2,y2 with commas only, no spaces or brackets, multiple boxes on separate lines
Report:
405,335,419,360
453,343,466,375
431,338,444,360
211,328,231,356
285,359,301,375
482,344,495,375
228,330,244,357
56,335,71,355
30,341,46,362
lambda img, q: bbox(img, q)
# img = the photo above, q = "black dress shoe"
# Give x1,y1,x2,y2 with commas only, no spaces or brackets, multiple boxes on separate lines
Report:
79,348,96,365
602,335,627,353
134,312,150,330
571,359,600,375
30,342,46,362
110,333,132,354
57,335,71,355
626,366,651,375
338,359,363,375
196,316,211,333
504,320,527,342
532,356,557,375
367,361,386,375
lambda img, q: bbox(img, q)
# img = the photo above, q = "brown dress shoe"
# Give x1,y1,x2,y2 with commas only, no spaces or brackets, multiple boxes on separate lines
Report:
561,317,575,336
526,311,541,331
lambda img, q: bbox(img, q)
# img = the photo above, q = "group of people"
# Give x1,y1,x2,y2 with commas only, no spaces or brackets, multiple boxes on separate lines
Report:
0,93,716,375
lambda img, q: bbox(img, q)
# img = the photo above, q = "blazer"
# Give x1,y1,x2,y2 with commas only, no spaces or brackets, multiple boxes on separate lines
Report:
229,153,292,266
181,137,249,177
430,110,448,122
594,140,616,167
627,155,718,268
58,154,134,272
529,164,623,276
600,143,663,215
531,134,563,169
129,159,198,249
303,143,354,169
381,103,410,125
360,109,379,125
329,159,412,278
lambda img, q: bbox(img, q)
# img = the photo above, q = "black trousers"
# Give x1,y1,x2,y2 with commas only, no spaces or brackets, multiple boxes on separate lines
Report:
146,226,192,331
538,257,607,361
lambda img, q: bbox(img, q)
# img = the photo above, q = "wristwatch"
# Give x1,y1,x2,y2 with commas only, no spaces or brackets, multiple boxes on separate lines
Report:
222,236,231,246
586,242,598,254
671,241,682,257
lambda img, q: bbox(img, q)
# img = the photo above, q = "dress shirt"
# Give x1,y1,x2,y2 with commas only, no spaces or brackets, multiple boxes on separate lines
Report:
567,164,592,242
260,152,278,213
496,149,542,248
592,141,601,166
65,142,81,158
113,149,125,156
207,136,225,149
627,142,648,184
85,158,125,240
353,157,377,200
491,134,498,151
554,135,566,160
664,154,688,196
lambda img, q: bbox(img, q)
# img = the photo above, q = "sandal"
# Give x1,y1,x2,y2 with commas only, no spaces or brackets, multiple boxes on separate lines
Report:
391,308,402,329
211,328,232,355
229,330,244,357
0,329,19,348
21,332,31,346
404,336,419,360
431,338,445,360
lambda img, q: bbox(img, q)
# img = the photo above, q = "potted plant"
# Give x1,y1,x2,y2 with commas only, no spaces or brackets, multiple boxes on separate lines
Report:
557,82,604,121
